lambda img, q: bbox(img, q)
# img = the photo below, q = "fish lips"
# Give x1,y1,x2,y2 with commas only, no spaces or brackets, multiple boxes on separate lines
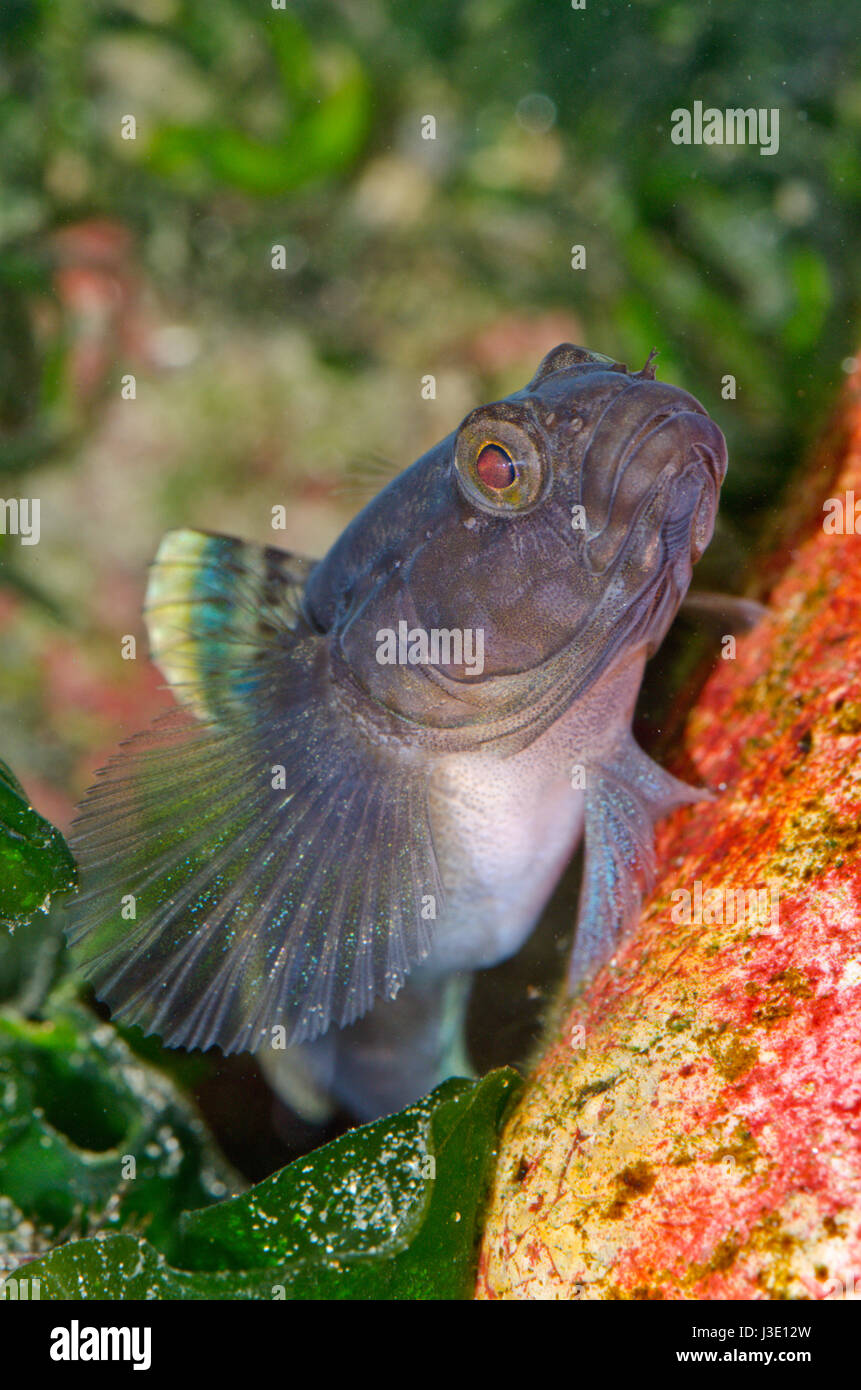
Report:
580,386,727,576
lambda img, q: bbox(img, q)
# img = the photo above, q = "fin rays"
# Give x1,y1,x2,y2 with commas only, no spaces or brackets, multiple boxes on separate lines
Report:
66,532,442,1053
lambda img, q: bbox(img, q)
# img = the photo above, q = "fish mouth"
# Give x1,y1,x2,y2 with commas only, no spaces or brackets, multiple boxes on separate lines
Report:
591,428,726,657
663,444,724,563
581,388,727,575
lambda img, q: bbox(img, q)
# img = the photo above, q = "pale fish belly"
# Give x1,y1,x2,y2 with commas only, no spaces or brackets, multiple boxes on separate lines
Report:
422,720,586,975
418,651,647,982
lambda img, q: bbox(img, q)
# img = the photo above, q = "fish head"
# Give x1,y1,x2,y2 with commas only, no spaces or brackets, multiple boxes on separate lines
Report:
316,344,727,726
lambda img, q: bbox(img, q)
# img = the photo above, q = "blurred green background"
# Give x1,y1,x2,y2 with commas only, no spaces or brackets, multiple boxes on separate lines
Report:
1,0,860,1197
3,0,861,821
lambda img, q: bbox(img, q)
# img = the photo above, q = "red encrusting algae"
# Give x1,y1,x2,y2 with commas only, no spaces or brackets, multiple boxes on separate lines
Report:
476,362,861,1300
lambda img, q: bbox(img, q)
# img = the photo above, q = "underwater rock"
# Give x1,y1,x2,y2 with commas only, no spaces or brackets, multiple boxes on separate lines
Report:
476,361,861,1300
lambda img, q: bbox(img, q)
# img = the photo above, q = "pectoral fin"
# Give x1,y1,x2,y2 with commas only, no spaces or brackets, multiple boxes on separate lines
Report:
67,531,444,1054
680,589,766,632
566,739,708,990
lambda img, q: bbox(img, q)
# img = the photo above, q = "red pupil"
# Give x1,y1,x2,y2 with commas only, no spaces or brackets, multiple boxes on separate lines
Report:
476,444,516,490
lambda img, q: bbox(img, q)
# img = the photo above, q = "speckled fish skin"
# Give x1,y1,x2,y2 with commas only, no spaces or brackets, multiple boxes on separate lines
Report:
66,344,727,1122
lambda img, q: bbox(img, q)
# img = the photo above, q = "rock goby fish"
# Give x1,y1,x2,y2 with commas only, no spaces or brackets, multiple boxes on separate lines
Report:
66,344,727,1120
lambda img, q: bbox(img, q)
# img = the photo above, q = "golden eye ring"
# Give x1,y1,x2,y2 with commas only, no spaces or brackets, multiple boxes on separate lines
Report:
454,411,549,516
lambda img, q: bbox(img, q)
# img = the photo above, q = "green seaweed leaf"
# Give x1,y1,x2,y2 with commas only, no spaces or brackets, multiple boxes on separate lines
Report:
23,1068,521,1299
0,759,76,931
0,991,240,1270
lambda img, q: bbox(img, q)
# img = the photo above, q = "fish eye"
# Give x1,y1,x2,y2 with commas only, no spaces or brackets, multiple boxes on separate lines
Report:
476,442,516,490
455,410,549,516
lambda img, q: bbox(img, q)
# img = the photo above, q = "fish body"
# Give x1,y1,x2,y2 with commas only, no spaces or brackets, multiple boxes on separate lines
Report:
67,344,727,1120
